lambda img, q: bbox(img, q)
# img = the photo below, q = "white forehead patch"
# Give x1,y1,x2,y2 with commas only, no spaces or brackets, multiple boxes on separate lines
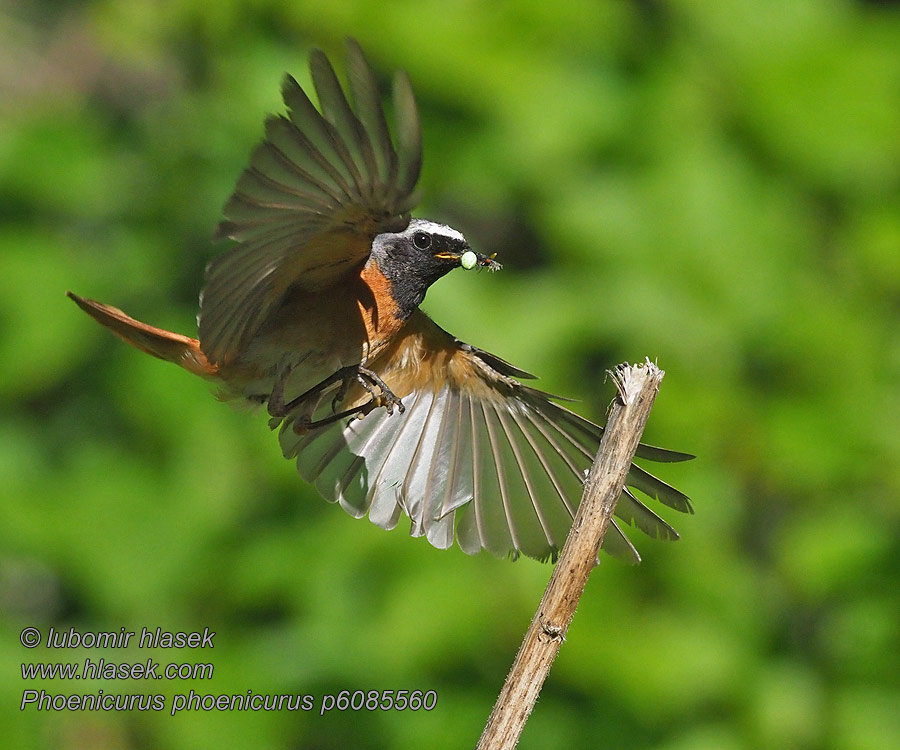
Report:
408,218,466,243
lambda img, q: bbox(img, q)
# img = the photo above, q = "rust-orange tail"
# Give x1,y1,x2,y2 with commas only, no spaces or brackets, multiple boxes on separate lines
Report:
67,292,217,378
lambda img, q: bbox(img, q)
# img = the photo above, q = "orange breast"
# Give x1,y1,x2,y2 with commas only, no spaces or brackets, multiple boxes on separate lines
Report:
357,258,406,358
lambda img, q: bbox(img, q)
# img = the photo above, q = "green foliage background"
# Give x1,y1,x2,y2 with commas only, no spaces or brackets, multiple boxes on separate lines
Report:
2,1,899,748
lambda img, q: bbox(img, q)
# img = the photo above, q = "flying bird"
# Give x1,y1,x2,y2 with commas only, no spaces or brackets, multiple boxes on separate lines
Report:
69,39,692,563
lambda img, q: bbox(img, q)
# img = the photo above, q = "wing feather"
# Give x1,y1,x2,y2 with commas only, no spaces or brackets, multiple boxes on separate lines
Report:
505,407,572,553
279,74,359,193
494,406,559,559
262,116,354,203
481,401,525,555
603,518,642,564
392,70,422,206
345,39,396,190
399,387,445,533
270,311,692,563
200,39,423,365
470,396,515,557
419,389,459,547
309,48,376,197
618,487,680,541
453,398,482,555
366,390,429,529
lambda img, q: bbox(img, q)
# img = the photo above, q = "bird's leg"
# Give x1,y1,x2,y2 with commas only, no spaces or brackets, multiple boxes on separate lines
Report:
269,363,404,434
268,364,356,418
291,397,385,434
332,371,376,413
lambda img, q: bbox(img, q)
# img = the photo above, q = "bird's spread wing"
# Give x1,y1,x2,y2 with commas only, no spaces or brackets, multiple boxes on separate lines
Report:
274,311,693,563
199,39,422,365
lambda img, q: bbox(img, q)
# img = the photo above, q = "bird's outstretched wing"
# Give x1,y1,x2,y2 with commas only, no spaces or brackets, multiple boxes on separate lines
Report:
274,311,693,563
200,39,422,365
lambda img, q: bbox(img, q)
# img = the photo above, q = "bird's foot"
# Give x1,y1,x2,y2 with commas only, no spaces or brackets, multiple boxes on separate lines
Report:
356,367,404,416
271,363,404,430
375,389,405,416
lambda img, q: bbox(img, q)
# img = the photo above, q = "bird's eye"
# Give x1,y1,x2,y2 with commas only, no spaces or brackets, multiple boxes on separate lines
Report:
412,231,432,250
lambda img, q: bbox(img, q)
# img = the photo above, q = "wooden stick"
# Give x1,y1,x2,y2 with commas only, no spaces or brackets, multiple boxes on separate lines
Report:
475,361,666,749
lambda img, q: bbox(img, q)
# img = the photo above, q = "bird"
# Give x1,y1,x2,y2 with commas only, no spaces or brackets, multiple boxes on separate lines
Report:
68,38,692,564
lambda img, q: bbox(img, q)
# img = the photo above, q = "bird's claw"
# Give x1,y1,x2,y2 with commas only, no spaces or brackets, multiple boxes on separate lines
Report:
354,389,403,419
380,390,404,416
354,367,403,417
275,365,404,431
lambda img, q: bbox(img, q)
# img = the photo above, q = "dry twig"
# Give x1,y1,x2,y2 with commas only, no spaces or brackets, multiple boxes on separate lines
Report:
475,361,666,749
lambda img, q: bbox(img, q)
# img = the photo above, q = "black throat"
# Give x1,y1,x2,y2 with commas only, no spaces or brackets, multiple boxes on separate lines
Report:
375,258,430,321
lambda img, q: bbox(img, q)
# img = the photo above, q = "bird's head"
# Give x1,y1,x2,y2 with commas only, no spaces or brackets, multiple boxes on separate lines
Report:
371,219,500,318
